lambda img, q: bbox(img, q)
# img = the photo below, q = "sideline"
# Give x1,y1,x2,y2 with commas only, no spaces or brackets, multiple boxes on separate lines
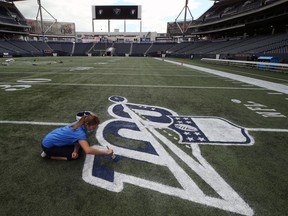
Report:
155,58,288,94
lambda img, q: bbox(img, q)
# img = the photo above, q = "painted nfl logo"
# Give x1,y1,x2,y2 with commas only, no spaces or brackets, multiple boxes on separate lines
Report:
82,96,254,216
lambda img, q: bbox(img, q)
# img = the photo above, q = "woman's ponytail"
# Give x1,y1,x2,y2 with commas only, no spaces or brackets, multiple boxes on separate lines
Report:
70,113,100,130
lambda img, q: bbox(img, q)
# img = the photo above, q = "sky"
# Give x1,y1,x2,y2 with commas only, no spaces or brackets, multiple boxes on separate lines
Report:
15,0,214,33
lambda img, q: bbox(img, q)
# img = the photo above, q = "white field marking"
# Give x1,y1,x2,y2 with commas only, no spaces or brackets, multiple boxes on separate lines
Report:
0,72,37,74
69,67,94,71
267,92,283,95
243,101,286,118
247,128,288,132
88,103,254,216
81,73,216,78
5,58,15,62
0,84,31,91
231,99,242,104
17,78,51,83
222,68,288,83
133,109,162,117
93,119,205,197
31,61,58,65
209,65,288,83
84,67,182,70
0,120,67,126
0,82,265,91
156,58,288,94
192,118,253,144
0,121,286,135
0,122,286,134
150,129,254,216
0,71,215,78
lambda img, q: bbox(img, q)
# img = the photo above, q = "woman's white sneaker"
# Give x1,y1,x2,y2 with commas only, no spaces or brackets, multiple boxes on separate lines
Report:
41,151,47,158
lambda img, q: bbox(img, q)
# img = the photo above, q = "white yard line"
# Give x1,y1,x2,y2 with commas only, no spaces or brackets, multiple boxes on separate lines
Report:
156,58,288,94
0,120,67,126
1,120,287,133
247,128,288,132
0,71,215,77
0,82,264,90
267,92,283,95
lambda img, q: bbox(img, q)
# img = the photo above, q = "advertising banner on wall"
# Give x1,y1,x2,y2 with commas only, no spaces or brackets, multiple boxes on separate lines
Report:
26,19,75,36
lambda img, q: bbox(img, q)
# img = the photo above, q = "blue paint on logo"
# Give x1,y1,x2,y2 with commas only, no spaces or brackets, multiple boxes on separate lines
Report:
109,96,127,103
92,155,114,182
169,116,209,143
112,104,131,119
103,120,158,155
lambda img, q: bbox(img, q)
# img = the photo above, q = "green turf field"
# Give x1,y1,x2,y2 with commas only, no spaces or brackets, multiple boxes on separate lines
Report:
0,56,287,216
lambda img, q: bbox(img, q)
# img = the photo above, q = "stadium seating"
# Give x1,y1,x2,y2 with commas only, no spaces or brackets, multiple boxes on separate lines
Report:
131,43,151,56
10,40,41,55
145,43,176,56
197,0,266,24
0,40,29,56
84,42,112,56
0,32,287,59
47,42,74,56
28,41,52,54
0,1,29,38
113,43,131,56
0,41,11,54
73,42,94,56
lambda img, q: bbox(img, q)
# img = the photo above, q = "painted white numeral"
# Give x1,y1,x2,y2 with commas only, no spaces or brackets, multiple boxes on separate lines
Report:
0,84,31,91
17,78,51,83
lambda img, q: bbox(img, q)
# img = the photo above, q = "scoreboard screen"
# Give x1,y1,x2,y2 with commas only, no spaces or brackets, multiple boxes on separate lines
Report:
92,5,141,20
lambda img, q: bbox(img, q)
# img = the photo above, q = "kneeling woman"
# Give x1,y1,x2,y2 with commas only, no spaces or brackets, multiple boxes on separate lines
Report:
41,113,113,160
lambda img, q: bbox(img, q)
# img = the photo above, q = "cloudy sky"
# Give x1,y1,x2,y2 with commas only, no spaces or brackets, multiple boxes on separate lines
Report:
15,0,213,33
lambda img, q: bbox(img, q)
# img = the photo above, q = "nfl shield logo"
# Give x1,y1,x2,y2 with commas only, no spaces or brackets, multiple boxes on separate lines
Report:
82,96,254,216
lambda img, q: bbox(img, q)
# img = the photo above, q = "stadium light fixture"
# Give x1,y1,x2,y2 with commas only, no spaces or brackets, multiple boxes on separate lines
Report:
36,0,57,41
175,0,194,37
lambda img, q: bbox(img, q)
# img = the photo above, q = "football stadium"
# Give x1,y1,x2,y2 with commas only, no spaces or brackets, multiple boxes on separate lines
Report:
0,0,288,216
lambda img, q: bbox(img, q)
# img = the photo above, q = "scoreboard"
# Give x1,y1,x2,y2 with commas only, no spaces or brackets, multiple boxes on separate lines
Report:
92,5,142,20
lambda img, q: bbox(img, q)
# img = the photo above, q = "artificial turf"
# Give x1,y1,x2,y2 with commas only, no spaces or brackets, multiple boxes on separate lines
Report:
0,56,287,216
